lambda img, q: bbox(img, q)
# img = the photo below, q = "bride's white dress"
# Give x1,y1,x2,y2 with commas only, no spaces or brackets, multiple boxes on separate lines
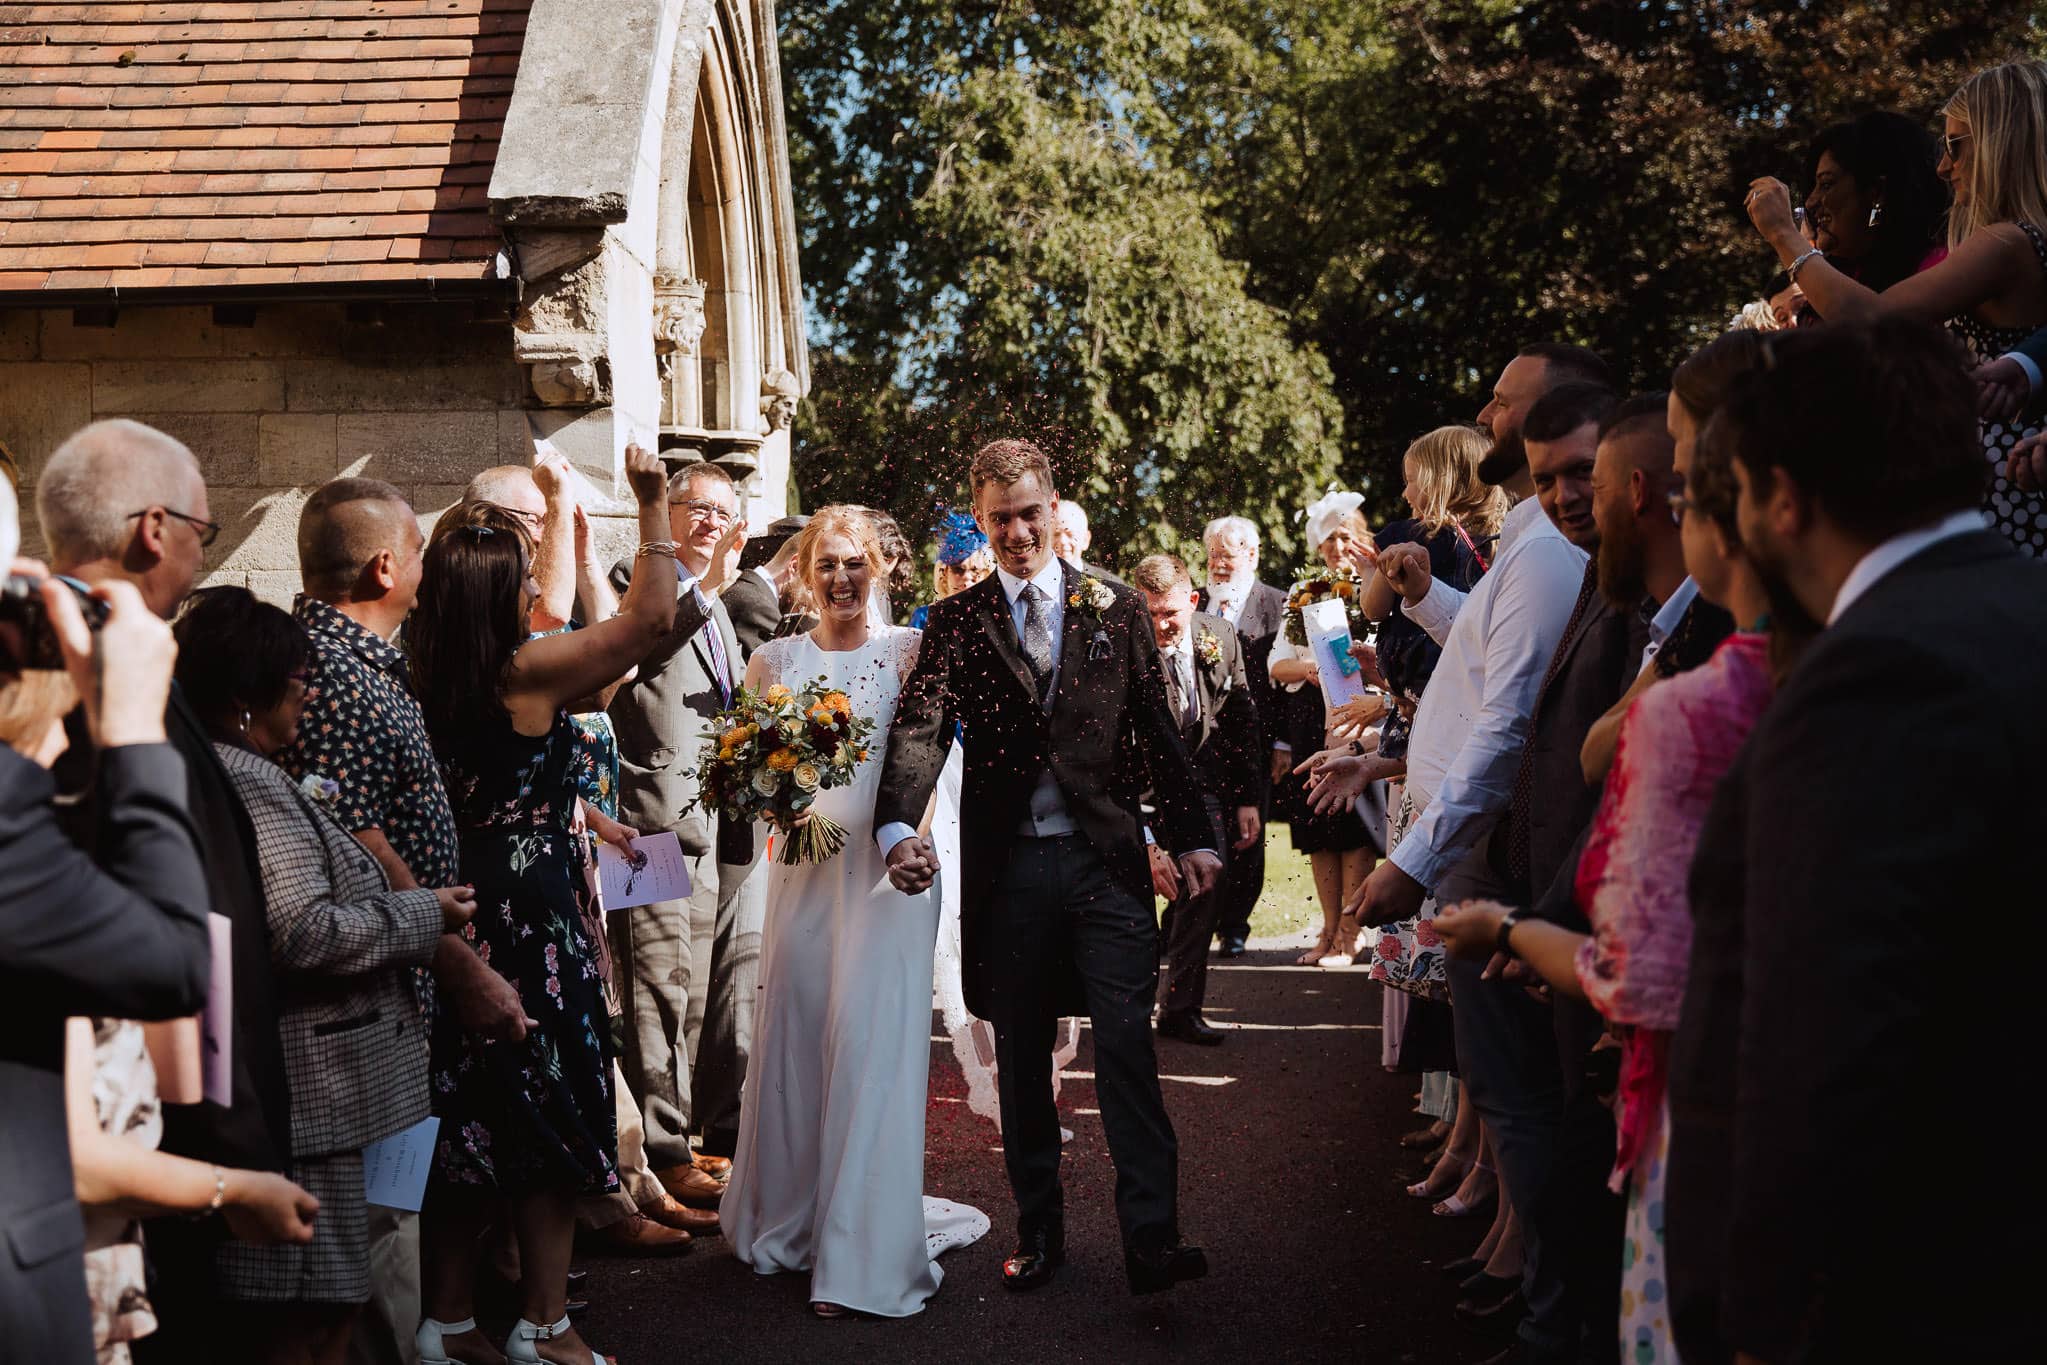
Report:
724,625,988,1317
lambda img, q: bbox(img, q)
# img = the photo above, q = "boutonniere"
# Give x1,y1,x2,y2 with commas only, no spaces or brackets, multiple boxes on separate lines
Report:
1066,575,1116,621
1195,628,1223,668
298,773,341,810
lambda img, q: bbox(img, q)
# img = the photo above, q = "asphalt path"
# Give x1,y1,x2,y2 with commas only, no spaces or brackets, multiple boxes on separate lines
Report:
561,946,1492,1364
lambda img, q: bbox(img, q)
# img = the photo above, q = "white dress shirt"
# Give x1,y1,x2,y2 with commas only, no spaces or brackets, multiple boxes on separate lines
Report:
1827,509,1984,624
1390,496,1589,891
1640,576,1700,671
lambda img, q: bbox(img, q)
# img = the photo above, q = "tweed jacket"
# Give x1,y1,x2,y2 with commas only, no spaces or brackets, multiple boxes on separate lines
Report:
215,744,441,1160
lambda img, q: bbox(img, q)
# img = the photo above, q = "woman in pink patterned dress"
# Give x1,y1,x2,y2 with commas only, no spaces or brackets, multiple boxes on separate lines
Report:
1432,332,1813,1365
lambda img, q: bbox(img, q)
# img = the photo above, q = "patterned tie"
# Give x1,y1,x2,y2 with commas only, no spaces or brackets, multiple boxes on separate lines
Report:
1019,583,1054,699
702,603,733,705
1506,565,1600,888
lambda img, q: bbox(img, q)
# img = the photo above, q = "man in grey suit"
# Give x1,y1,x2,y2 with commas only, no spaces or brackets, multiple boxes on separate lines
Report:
1196,516,1286,955
607,460,753,1199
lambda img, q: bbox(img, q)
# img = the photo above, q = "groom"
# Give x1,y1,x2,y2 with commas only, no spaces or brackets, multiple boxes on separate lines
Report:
876,439,1222,1296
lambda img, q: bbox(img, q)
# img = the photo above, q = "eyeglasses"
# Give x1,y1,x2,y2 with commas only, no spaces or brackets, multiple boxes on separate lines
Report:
476,502,543,529
1938,131,1971,161
1666,488,1696,524
670,498,734,526
127,507,221,547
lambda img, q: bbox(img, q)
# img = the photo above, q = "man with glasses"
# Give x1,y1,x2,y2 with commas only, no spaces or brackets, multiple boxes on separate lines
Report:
34,419,295,1362
607,460,758,1204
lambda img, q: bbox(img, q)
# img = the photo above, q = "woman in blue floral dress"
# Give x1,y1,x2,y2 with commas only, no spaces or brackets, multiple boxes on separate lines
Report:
406,445,677,1365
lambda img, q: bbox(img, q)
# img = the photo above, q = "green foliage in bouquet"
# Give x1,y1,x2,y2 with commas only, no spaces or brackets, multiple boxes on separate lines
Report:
1283,567,1372,648
690,676,877,865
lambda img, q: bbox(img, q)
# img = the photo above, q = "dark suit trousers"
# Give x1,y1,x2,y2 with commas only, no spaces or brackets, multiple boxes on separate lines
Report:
1159,800,1228,1017
989,834,1178,1252
1212,795,1264,942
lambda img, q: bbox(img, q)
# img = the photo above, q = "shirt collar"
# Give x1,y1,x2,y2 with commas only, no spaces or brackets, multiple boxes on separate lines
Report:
1497,494,1556,553
294,595,405,672
995,558,1065,606
1828,509,1984,624
1648,577,1699,644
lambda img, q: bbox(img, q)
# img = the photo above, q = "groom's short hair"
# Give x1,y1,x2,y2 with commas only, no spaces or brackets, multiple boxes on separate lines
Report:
969,439,1056,496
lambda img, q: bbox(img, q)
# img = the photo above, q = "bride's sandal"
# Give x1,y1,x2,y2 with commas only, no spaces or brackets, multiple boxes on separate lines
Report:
811,1301,851,1319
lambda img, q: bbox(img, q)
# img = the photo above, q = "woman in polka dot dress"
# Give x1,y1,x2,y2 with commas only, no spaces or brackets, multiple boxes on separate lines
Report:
1744,60,2047,554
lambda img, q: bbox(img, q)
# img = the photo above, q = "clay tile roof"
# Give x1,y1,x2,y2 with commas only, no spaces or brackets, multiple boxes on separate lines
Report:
0,0,528,295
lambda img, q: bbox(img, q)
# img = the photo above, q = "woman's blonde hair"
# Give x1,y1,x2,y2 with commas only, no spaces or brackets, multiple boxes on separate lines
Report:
790,504,887,609
1403,425,1508,538
0,671,78,759
1942,59,2047,248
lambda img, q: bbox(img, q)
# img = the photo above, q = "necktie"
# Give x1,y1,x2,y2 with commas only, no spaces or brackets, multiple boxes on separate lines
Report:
1179,651,1200,728
1506,565,1599,888
1019,583,1054,699
700,598,733,705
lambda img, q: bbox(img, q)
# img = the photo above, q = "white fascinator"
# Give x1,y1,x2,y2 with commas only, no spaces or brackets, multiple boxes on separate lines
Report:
1303,489,1365,550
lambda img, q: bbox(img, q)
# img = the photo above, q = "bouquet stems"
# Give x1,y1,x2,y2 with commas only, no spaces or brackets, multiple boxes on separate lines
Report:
777,812,850,865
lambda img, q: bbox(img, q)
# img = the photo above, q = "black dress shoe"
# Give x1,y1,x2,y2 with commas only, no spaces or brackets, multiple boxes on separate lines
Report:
1156,1012,1224,1046
1219,936,1247,957
1439,1255,1487,1280
1455,1280,1524,1322
1001,1226,1065,1293
1126,1239,1208,1295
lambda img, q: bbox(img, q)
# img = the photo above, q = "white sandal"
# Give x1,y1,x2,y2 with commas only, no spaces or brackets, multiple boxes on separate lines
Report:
417,1317,481,1365
507,1314,615,1365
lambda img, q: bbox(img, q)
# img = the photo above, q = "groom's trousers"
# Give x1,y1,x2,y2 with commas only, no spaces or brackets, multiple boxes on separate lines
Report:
988,833,1180,1253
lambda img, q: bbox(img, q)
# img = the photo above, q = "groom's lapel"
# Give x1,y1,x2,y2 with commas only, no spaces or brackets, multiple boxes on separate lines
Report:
975,577,1040,703
1052,559,1093,714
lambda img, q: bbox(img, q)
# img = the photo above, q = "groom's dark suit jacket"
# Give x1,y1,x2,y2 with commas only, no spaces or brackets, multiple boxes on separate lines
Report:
877,561,1211,1019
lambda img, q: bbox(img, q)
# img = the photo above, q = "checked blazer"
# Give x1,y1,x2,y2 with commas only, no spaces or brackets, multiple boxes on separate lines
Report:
214,744,442,1159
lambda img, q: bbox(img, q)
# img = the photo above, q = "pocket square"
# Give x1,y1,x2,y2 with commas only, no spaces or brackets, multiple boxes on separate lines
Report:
1087,630,1113,661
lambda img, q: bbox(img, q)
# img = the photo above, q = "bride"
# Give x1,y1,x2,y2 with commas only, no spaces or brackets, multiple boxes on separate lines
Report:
723,505,988,1318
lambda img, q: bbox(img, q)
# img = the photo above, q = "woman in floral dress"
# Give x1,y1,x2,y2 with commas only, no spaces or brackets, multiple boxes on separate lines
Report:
407,445,675,1365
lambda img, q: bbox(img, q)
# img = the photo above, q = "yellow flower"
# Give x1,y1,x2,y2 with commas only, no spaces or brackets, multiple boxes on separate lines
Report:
764,683,793,704
766,747,800,772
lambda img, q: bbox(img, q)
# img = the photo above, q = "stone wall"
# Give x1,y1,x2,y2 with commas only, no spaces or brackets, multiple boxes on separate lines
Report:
0,301,534,603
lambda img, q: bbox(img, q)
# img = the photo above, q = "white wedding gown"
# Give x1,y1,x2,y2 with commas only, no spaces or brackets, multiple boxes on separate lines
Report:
724,625,988,1317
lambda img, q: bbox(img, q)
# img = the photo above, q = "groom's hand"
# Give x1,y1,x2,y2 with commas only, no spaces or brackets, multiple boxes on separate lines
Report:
1177,850,1222,901
885,835,937,893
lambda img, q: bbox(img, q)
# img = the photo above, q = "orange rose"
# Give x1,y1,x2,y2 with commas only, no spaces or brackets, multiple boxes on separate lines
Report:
766,747,801,772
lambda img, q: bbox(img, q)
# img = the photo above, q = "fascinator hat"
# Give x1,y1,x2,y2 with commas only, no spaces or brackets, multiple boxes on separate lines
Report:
1303,489,1366,549
933,509,989,567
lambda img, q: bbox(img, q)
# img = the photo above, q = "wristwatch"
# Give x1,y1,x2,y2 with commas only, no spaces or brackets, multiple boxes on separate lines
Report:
1494,907,1527,958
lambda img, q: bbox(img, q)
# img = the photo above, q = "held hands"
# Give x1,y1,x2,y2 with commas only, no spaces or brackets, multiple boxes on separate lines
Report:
624,441,668,506
2009,430,2047,494
1148,843,1182,900
434,885,478,933
221,1169,320,1245
886,835,937,893
1974,355,2033,424
700,514,749,597
47,576,174,749
1374,543,1433,606
1232,805,1262,851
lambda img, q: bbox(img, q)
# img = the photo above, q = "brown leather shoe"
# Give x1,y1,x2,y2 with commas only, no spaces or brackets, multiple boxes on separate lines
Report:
602,1213,691,1253
693,1152,732,1181
653,1162,727,1206
643,1190,720,1234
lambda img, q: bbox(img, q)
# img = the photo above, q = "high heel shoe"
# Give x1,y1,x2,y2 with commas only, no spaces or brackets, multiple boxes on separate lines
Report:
418,1317,485,1365
1432,1162,1497,1218
1404,1153,1470,1200
507,1314,615,1365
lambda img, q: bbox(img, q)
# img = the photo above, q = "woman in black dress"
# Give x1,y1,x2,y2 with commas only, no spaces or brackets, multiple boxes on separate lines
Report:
409,445,675,1365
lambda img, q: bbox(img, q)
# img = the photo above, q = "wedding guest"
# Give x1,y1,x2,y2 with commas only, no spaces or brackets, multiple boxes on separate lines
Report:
1195,515,1286,958
174,587,459,1365
1052,498,1125,585
1266,490,1383,966
911,509,993,629
1794,111,1949,298
1319,343,1604,1365
462,457,618,637
1667,318,2042,1363
1746,59,2047,548
728,514,809,657
1133,554,1262,1046
608,462,755,1188
0,507,235,1359
34,419,296,1364
409,445,675,1365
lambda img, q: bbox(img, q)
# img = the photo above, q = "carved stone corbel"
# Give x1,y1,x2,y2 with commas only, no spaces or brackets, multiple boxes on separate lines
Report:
653,273,708,385
759,367,800,433
515,332,609,408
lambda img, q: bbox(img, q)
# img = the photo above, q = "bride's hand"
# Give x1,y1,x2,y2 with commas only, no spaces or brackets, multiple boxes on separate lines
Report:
885,834,936,893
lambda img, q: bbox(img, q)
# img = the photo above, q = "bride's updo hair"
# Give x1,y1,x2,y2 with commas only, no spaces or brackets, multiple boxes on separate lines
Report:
791,504,887,597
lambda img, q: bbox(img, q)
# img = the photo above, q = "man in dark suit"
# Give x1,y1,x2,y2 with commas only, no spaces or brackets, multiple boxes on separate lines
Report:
32,420,298,1361
875,439,1220,1296
1135,554,1263,1045
724,514,806,658
1196,515,1286,955
1,505,217,1359
607,461,754,1191
1670,320,2044,1364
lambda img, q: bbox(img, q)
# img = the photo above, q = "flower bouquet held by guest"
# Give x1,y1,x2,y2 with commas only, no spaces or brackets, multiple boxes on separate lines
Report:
689,674,877,865
407,443,677,1365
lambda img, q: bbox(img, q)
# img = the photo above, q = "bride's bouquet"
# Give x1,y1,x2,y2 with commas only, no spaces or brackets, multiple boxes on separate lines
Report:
1283,566,1372,646
691,677,877,864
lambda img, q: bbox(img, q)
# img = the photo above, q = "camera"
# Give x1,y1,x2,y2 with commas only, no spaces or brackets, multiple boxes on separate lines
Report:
0,574,109,671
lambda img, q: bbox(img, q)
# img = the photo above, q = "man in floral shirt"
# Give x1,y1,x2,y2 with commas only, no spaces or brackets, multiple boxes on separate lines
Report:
273,477,531,1365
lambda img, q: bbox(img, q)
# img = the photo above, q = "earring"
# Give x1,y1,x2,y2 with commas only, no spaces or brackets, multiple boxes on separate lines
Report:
239,709,252,734
1867,203,1884,228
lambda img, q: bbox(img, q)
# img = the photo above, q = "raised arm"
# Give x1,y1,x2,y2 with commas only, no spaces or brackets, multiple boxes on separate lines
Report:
528,450,579,633
508,444,690,710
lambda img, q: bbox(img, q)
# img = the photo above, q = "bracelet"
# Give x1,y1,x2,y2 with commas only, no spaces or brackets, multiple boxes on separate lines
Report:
198,1165,225,1216
635,541,679,559
1785,246,1824,283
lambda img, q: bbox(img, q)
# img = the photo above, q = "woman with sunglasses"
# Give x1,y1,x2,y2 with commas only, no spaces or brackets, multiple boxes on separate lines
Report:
172,586,473,1365
1745,59,2047,556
